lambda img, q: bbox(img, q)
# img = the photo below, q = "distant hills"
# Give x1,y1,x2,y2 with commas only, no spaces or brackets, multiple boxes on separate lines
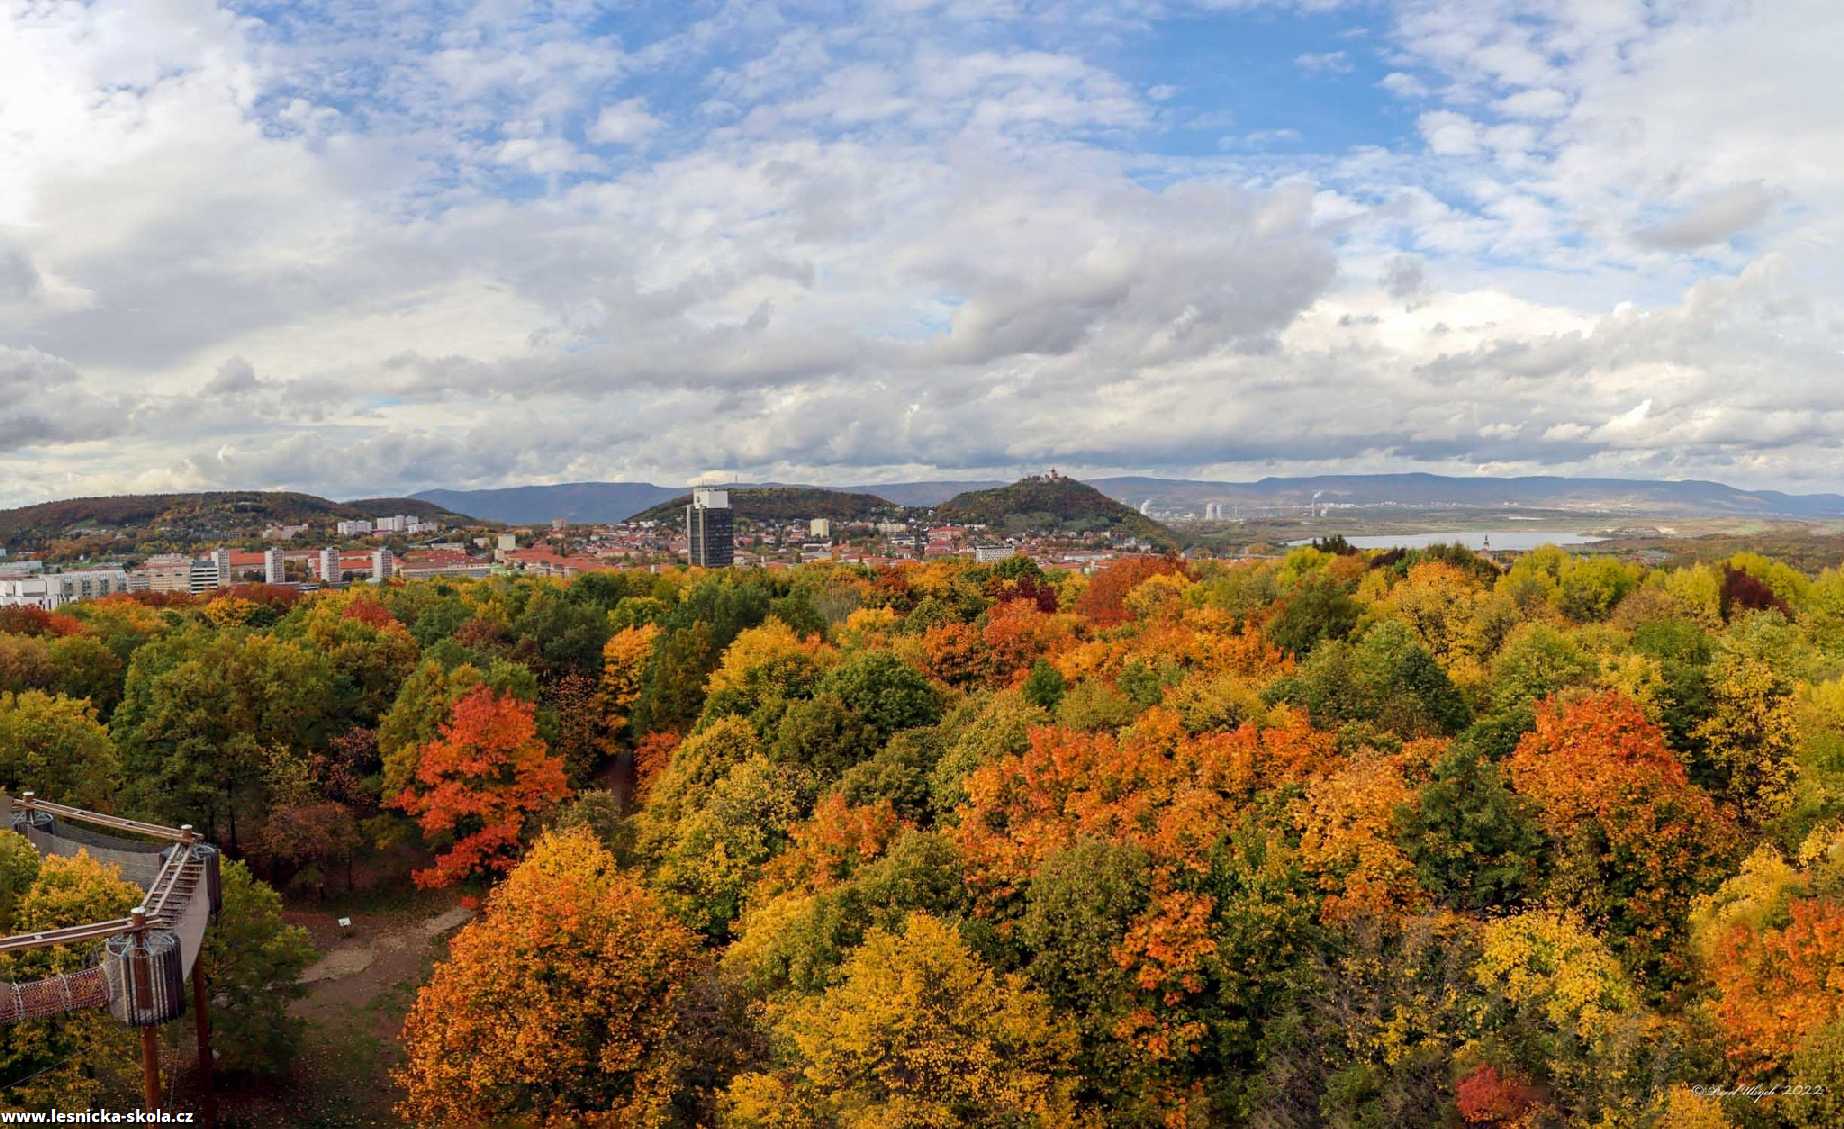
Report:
625,487,902,524
0,492,476,556
935,475,1177,548
1086,473,1844,517
10,470,1832,560
414,482,684,525
415,480,991,521
416,472,1844,523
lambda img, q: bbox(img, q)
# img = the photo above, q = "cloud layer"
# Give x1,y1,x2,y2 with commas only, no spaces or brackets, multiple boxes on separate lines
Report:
2,0,1841,505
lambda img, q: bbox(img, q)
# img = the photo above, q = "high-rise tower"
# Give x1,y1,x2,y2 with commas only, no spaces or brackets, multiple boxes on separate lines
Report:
686,488,734,567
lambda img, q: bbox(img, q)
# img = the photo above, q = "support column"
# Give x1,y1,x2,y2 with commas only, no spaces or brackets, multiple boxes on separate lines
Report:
132,908,159,1114
141,1028,160,1114
193,960,217,1129
179,825,217,1129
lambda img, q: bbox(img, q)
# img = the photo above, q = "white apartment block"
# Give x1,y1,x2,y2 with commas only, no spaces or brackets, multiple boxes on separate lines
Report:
0,568,131,609
336,519,374,537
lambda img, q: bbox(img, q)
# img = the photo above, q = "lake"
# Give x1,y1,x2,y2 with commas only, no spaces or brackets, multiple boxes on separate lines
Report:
1295,530,1608,551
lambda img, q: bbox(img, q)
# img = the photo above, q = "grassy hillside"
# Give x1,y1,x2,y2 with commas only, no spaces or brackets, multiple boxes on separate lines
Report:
934,474,1177,548
0,491,478,558
627,487,903,524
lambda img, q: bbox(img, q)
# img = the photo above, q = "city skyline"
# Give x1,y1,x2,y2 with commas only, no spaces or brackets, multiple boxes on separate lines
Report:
4,1,1841,506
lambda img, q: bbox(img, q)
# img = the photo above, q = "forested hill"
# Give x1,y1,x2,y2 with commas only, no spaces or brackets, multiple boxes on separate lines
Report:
0,491,476,555
934,474,1177,547
625,487,903,524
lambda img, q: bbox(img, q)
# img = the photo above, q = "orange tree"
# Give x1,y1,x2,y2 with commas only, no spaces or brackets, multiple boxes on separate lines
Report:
392,686,569,888
1507,691,1739,987
397,828,711,1126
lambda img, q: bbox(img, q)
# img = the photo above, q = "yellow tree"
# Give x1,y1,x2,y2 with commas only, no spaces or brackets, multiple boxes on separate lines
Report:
0,851,144,1113
1695,630,1801,825
706,619,833,705
1296,753,1427,922
723,912,1086,1127
397,828,707,1127
1377,560,1487,665
601,623,662,736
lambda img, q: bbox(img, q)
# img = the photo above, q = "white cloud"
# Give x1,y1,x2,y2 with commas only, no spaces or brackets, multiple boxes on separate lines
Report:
1378,71,1430,98
1294,51,1353,75
1417,110,1480,155
1,0,1842,505
1632,183,1776,250
589,98,663,145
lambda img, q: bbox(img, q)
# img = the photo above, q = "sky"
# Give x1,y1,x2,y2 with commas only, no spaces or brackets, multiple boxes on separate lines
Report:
2,0,1842,506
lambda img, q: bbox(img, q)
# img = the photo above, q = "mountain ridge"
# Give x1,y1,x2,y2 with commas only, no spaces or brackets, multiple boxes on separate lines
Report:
413,473,1844,523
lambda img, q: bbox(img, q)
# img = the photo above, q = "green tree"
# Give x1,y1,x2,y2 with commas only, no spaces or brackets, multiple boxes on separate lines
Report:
0,691,123,809
816,651,943,741
722,830,967,1003
202,860,316,1075
1273,620,1470,739
1265,573,1361,657
1395,744,1545,911
0,832,40,932
771,694,880,782
112,630,336,847
1021,659,1067,710
1489,622,1597,712
45,634,125,718
650,755,805,939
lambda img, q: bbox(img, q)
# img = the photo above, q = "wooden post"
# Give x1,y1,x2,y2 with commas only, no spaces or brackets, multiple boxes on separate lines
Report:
192,959,217,1128
182,825,218,1129
131,908,160,1114
141,1028,160,1114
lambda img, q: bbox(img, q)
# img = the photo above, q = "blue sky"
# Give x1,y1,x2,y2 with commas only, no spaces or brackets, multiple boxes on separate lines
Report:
1,0,1840,503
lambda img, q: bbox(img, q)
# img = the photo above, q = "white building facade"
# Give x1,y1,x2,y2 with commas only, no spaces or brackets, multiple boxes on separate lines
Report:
0,568,132,609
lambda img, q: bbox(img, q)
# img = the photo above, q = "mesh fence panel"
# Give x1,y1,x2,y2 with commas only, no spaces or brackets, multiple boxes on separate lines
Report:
17,816,170,888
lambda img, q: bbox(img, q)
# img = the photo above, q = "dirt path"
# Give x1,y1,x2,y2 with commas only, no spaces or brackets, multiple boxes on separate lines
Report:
294,905,473,1019
213,899,473,1127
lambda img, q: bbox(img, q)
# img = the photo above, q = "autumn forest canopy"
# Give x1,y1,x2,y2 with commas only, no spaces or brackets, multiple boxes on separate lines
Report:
8,544,1844,1124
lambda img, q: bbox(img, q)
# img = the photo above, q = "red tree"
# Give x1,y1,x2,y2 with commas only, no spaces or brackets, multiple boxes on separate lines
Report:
1074,557,1187,627
393,687,569,888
